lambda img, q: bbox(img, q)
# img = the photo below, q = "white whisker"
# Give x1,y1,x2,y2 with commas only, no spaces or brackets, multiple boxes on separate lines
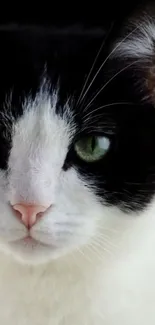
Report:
85,60,140,110
83,102,133,120
77,247,93,264
86,243,105,261
83,59,141,111
95,235,118,249
76,23,114,107
93,241,113,256
79,25,139,106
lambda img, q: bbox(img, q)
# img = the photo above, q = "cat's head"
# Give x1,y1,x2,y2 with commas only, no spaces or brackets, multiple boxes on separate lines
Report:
0,18,155,265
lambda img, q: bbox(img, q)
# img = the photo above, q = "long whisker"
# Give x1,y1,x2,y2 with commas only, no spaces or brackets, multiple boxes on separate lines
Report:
76,23,114,107
77,247,94,264
83,59,141,111
89,240,113,256
93,240,114,253
86,243,106,260
83,101,133,121
95,235,118,249
79,25,139,106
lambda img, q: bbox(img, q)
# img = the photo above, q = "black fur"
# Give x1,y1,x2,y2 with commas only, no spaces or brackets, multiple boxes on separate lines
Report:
1,2,155,213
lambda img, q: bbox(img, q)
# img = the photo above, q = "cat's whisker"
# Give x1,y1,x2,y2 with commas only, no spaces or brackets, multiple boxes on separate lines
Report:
92,241,112,254
76,23,114,108
83,59,141,111
86,243,106,261
80,124,116,134
95,235,118,249
82,116,114,127
76,44,105,108
83,101,133,121
94,242,116,258
89,240,113,257
84,114,115,122
96,231,117,240
79,25,139,108
77,247,93,264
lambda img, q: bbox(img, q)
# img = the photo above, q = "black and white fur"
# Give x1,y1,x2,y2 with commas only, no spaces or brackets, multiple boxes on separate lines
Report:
0,5,155,324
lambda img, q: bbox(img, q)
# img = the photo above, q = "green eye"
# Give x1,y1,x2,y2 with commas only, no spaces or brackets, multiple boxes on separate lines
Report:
74,136,110,162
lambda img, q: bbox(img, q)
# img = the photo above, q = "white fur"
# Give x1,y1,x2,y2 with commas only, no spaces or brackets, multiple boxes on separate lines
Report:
0,89,155,324
0,204,155,324
0,89,102,264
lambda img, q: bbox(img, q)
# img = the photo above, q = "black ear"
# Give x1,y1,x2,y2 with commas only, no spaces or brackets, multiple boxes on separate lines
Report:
107,5,155,104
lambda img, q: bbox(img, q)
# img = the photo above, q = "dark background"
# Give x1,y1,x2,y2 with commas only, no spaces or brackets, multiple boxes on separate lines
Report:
0,1,148,27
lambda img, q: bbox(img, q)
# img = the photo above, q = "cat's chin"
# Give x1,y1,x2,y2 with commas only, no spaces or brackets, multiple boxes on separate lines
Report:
0,237,71,265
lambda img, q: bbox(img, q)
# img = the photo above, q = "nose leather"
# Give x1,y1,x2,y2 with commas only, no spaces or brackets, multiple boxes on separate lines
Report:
12,204,48,228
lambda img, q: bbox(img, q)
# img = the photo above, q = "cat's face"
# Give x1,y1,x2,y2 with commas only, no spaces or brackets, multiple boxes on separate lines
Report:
0,18,155,264
1,89,107,263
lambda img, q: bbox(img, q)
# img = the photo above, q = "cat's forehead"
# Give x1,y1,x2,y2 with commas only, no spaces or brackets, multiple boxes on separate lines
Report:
8,88,75,184
13,87,75,142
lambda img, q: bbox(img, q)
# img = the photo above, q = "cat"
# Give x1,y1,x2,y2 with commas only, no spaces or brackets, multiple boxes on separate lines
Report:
0,4,155,324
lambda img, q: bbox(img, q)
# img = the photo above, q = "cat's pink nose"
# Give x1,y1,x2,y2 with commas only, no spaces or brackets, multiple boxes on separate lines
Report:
12,204,48,229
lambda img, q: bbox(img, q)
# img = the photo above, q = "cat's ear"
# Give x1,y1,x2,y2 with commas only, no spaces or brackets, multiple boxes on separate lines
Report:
111,7,155,103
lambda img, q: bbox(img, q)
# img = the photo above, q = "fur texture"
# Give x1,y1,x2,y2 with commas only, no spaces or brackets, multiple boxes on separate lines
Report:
0,7,155,324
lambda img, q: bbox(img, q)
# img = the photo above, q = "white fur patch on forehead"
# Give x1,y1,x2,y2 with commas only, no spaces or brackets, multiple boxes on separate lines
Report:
14,85,75,144
8,86,76,204
113,16,155,59
11,87,75,158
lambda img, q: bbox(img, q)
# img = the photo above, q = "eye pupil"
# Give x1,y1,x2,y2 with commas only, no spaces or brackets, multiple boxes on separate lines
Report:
91,137,96,152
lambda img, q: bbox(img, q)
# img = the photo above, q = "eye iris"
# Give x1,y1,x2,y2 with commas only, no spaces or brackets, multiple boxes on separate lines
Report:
75,136,110,162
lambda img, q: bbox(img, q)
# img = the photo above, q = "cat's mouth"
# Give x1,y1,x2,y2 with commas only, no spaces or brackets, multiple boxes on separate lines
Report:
22,235,33,242
13,235,52,248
